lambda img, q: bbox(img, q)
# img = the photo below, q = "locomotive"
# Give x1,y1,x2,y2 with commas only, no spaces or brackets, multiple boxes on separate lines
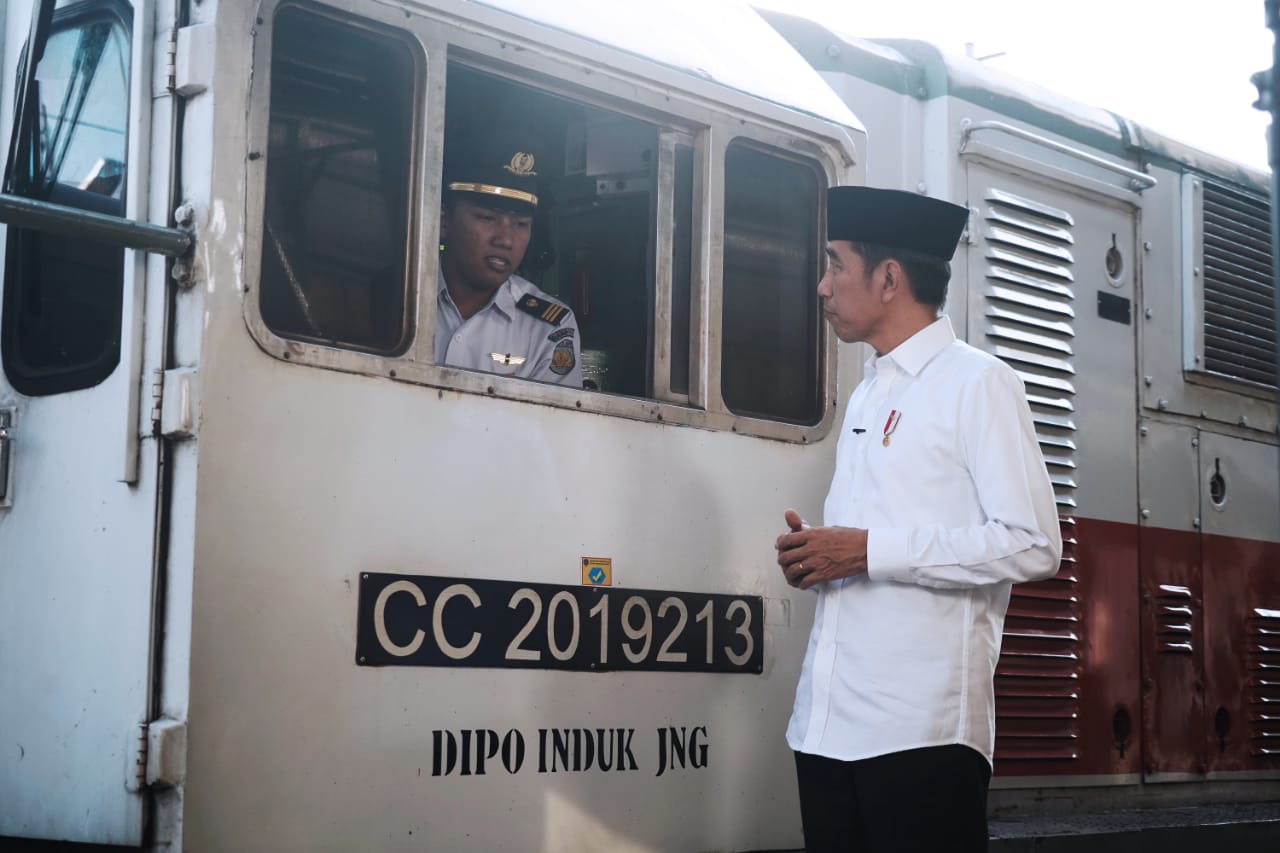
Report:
1,0,1275,849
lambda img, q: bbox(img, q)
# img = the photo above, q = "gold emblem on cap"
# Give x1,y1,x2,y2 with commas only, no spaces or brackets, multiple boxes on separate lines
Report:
504,152,537,177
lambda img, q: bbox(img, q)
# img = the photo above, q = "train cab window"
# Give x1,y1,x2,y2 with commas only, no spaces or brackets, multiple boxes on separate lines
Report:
442,63,660,395
246,9,838,440
2,1,130,395
258,6,416,353
721,143,822,423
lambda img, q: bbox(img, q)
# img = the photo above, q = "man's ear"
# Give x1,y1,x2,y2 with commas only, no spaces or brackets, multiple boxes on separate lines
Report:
880,259,902,302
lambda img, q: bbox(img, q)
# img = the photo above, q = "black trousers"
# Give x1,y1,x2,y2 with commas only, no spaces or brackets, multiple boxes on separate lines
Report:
793,745,992,853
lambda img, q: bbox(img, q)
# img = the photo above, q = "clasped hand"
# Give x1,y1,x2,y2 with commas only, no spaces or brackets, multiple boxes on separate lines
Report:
775,508,869,590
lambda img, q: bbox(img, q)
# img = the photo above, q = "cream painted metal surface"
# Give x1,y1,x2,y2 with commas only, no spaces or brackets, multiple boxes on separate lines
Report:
1197,431,1280,544
0,0,165,843
168,0,862,850
962,155,1140,525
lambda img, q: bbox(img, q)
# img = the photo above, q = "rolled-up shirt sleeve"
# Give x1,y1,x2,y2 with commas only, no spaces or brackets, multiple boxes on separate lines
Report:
867,366,1062,589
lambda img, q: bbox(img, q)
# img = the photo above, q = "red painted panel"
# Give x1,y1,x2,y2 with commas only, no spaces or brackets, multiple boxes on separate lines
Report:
995,517,1279,782
1139,524,1205,775
995,516,1141,778
1202,532,1280,772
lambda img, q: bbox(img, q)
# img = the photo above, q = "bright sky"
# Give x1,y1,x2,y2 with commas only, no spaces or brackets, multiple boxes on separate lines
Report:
751,0,1273,172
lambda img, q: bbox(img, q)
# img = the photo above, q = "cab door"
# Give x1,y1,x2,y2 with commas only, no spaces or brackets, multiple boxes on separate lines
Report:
0,0,171,843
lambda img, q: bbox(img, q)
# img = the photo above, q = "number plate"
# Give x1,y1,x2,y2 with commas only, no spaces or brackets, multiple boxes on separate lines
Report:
356,573,763,674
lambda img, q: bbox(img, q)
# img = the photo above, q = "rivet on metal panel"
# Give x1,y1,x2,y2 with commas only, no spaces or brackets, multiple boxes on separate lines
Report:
1144,308,1154,319
1143,241,1152,251
1193,266,1201,277
1191,438,1199,447
1139,425,1149,437
173,202,195,226
1157,399,1169,411
1143,375,1153,386
1192,517,1201,529
1141,508,1151,519
1239,416,1249,426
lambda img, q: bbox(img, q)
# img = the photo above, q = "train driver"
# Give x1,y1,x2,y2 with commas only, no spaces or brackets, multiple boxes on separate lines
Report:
436,139,583,387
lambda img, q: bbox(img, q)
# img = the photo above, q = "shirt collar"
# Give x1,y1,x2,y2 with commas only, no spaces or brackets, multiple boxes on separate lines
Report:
436,266,516,320
868,315,955,377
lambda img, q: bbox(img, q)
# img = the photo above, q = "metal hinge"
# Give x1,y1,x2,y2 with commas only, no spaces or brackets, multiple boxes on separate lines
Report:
128,723,148,792
165,27,178,94
150,368,165,434
150,368,200,439
128,719,188,791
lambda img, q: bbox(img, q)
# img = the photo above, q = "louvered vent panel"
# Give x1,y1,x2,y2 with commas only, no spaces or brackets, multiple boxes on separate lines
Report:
996,518,1082,762
1154,584,1196,655
979,188,1078,511
1201,181,1276,389
1248,608,1280,757
981,187,1082,765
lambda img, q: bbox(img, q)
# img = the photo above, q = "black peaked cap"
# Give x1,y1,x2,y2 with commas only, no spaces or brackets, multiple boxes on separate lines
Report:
446,137,541,211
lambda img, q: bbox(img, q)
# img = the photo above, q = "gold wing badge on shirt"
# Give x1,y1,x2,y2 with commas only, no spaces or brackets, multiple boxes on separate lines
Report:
490,353,527,366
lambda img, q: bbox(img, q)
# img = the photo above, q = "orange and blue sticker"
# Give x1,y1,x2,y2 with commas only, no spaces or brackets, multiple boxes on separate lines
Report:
582,557,612,586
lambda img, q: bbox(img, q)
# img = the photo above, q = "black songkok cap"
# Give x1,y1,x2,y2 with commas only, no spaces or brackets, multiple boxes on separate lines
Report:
827,186,968,261
446,137,540,211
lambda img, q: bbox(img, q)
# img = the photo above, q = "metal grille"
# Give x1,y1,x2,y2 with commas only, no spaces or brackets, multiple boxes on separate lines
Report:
1249,608,1280,756
979,188,1082,764
995,520,1082,762
1154,584,1196,655
1201,181,1277,389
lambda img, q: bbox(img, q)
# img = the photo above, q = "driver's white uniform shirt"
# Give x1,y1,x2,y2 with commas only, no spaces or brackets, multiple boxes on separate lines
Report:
786,316,1062,765
436,269,583,387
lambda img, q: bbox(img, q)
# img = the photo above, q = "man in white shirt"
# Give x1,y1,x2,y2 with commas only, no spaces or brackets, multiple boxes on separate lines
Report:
775,186,1062,852
437,140,582,387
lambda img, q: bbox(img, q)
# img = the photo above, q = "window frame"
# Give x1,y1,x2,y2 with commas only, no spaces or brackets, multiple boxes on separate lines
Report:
1179,172,1277,399
1,0,135,396
241,0,853,443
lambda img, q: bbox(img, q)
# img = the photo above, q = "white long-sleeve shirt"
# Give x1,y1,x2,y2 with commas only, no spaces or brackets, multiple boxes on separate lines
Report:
786,316,1062,765
436,269,583,387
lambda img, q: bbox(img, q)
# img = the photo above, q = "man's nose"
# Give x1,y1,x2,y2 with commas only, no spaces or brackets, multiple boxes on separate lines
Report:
492,216,517,246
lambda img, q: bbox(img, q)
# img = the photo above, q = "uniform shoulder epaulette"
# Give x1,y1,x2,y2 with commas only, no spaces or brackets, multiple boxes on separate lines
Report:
516,293,570,327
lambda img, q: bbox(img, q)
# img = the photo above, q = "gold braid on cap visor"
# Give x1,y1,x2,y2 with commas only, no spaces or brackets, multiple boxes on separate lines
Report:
447,182,538,207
